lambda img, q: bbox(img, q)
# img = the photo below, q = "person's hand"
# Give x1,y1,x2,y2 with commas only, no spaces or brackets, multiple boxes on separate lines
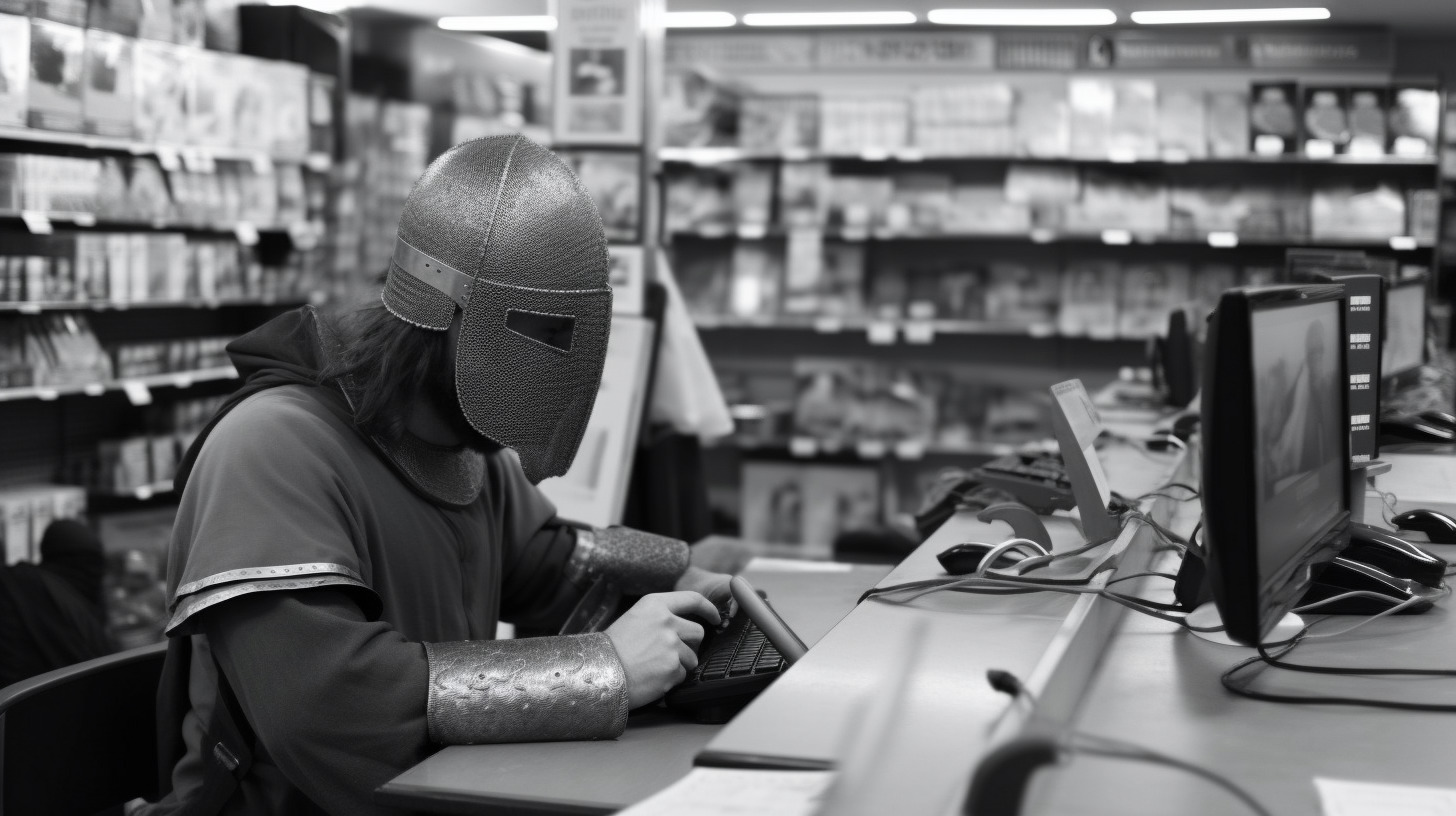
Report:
605,591,720,709
674,565,734,611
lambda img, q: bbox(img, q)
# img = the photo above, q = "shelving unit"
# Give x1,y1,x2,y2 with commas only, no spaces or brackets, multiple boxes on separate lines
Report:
0,366,239,404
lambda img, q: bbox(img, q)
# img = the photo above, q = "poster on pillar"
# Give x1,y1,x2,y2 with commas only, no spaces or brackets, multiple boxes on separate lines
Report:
552,0,643,145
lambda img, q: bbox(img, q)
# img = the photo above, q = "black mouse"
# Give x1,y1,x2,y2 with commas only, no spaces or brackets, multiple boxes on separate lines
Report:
1418,410,1456,430
1392,509,1456,545
1346,523,1447,587
937,543,1027,576
1380,418,1456,444
1299,558,1438,616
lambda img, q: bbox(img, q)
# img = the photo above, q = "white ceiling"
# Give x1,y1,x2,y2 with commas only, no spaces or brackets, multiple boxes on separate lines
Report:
363,0,1456,32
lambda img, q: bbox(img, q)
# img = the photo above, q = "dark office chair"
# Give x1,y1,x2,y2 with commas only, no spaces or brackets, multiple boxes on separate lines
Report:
0,640,167,815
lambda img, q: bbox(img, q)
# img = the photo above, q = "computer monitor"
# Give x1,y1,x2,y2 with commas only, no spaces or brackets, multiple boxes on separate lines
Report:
1151,306,1199,409
1201,284,1352,646
1381,277,1428,391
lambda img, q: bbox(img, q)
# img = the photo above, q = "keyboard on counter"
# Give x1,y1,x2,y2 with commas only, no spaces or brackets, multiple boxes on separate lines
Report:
972,453,1077,514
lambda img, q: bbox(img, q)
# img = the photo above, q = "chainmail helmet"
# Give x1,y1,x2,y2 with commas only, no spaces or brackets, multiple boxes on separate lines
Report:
382,135,613,484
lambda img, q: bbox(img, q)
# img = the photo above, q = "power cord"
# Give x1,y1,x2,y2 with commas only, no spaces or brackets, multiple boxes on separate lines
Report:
981,670,1273,816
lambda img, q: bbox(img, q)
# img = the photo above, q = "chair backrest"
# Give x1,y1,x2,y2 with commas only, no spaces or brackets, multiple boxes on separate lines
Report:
0,641,167,816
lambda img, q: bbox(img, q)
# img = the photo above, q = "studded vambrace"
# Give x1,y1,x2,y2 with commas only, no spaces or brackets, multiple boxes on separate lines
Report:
424,634,628,744
564,527,691,596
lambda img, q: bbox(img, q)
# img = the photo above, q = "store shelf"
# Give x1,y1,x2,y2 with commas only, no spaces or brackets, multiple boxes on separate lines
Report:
90,480,175,501
0,366,239,404
694,315,1078,341
671,226,1432,251
0,126,330,169
0,298,310,313
660,146,1439,168
715,436,1012,463
0,211,295,237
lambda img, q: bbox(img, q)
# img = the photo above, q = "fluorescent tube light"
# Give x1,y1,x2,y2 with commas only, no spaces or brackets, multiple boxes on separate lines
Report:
928,8,1116,25
438,15,558,31
742,11,917,26
1131,7,1330,24
666,11,737,27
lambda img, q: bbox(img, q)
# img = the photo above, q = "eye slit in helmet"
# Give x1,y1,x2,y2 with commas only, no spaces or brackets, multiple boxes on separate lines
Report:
505,309,576,353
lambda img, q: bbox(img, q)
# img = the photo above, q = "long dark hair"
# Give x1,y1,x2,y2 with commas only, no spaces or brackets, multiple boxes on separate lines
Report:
317,303,456,442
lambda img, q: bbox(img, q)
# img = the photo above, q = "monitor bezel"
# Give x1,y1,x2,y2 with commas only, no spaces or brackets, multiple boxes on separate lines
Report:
1380,274,1429,392
1202,283,1352,646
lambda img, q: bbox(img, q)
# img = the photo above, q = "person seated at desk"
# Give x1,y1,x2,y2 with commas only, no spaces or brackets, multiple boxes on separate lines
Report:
0,520,113,687
139,136,732,816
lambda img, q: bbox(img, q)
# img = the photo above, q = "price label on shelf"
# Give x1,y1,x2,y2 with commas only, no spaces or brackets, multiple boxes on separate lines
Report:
813,316,844,333
36,388,60,401
17,302,41,314
782,147,812,162
306,152,333,172
856,440,888,459
20,211,53,234
171,373,194,389
1253,135,1286,157
134,484,155,500
154,146,182,172
866,322,897,345
839,226,869,242
736,223,768,241
858,147,890,162
892,147,924,162
121,380,153,406
1207,231,1239,248
1393,136,1430,158
72,212,97,227
789,437,819,458
1028,323,1057,338
903,322,935,344
82,383,106,396
1160,148,1190,164
894,440,927,460
1389,236,1419,251
287,221,320,250
234,222,261,246
1304,140,1336,160
1100,229,1132,246
1029,228,1056,244
1107,147,1139,164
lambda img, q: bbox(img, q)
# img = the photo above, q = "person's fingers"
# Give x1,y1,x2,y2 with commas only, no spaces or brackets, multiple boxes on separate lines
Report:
670,615,707,647
675,638,698,673
655,591,721,625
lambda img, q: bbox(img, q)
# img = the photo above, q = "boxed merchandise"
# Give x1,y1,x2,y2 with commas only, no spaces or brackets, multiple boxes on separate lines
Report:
1206,88,1249,158
739,95,818,153
675,250,731,318
912,83,1015,157
187,49,236,147
1004,163,1079,206
664,169,731,234
128,156,173,221
792,360,861,445
728,241,782,318
887,172,951,233
1157,86,1207,160
0,0,28,13
819,94,909,155
82,29,135,137
1310,185,1405,241
1117,263,1190,339
819,242,865,317
731,163,774,228
172,0,203,47
778,161,828,229
1169,185,1247,236
984,262,1059,329
1068,77,1114,159
231,54,272,152
1302,86,1349,155
32,0,87,26
1189,264,1239,321
1346,87,1388,157
1058,260,1119,338
563,151,640,242
88,0,142,35
1408,189,1439,246
938,267,983,321
1109,80,1158,161
782,228,822,315
132,40,188,144
1388,85,1440,157
137,0,173,41
1066,171,1168,235
27,19,85,131
825,175,891,232
263,58,309,160
1249,81,1299,155
943,184,1029,234
867,264,908,318
202,0,240,51
740,463,802,548
1238,186,1308,239
1014,84,1069,159
0,12,29,127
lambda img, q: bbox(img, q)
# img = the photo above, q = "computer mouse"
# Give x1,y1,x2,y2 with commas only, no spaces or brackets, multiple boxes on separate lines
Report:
1299,557,1437,616
937,543,1027,576
1379,418,1456,444
1392,509,1456,545
1346,523,1447,587
1418,410,1456,430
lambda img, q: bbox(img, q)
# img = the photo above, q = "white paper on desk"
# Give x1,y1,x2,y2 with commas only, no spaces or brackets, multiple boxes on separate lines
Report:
747,557,853,573
1316,777,1456,816
616,768,835,816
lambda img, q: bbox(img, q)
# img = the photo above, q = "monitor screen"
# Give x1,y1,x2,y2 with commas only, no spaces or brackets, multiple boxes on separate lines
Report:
1381,283,1426,378
1251,301,1346,583
1201,284,1351,645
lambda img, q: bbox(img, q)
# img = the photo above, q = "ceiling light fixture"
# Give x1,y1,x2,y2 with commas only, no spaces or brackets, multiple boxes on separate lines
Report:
741,11,917,26
1130,7,1330,24
438,15,558,32
928,8,1116,25
666,11,737,27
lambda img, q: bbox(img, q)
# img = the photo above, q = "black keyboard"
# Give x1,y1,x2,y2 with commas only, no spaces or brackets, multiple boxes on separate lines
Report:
973,453,1076,514
663,609,787,723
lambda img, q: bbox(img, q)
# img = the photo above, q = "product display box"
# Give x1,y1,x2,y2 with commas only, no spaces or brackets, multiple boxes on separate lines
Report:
1156,86,1206,160
739,94,818,153
132,39,186,143
32,0,88,26
1388,85,1440,157
27,18,84,131
1346,86,1388,157
1206,88,1249,158
1249,81,1300,155
1302,86,1349,155
88,0,142,35
82,28,134,137
0,12,30,127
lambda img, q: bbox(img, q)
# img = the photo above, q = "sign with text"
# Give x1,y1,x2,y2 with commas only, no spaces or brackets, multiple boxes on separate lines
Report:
553,0,643,145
